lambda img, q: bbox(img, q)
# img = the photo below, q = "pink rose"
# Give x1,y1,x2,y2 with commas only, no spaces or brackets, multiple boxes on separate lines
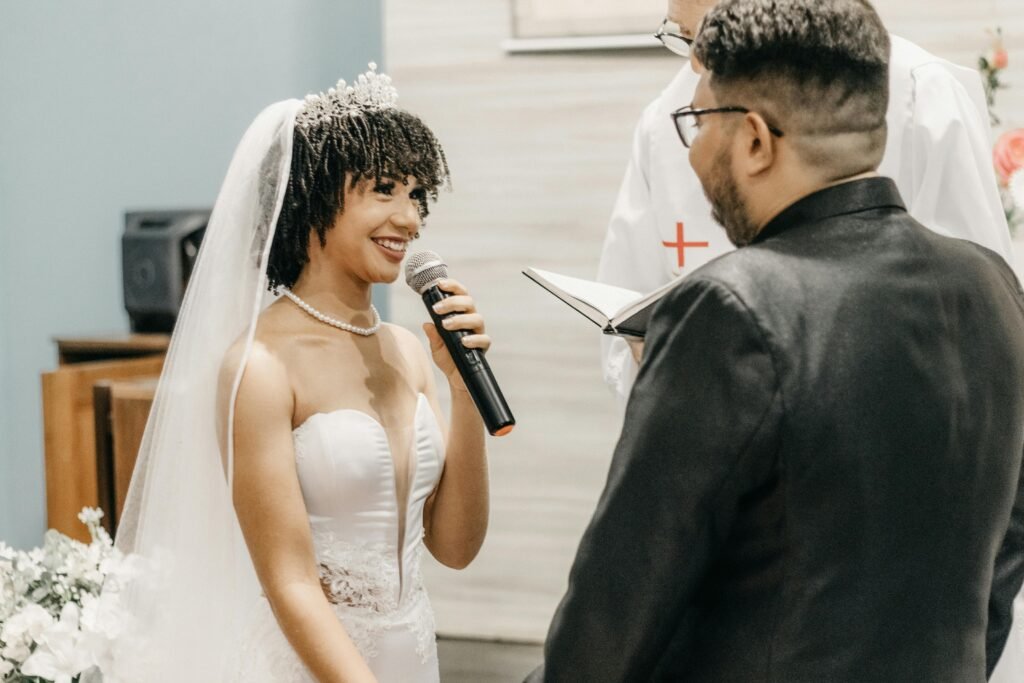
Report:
993,48,1009,70
994,128,1024,186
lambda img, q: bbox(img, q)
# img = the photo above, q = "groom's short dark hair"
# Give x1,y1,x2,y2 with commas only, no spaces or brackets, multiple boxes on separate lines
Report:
693,0,891,177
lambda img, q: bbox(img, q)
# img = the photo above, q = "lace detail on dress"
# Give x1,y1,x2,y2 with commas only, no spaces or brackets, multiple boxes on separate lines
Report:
316,535,399,613
406,545,437,663
401,538,437,663
312,528,436,664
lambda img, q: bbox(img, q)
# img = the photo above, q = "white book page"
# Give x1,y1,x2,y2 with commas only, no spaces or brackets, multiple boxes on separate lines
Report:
528,268,643,319
611,274,686,324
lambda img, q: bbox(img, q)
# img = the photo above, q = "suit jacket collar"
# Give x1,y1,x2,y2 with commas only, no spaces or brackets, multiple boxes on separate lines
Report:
753,176,907,244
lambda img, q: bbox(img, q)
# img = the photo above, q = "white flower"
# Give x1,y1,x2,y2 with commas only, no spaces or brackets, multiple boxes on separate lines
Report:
77,596,120,677
0,514,148,682
77,508,104,528
61,548,103,587
1,639,31,664
20,602,95,683
2,601,54,646
98,551,141,591
80,592,124,642
18,555,44,584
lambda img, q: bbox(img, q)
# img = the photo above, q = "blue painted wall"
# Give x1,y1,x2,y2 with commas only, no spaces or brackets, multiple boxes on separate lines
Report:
0,1,384,549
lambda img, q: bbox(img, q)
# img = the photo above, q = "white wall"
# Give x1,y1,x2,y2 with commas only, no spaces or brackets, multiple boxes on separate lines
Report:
0,0,383,549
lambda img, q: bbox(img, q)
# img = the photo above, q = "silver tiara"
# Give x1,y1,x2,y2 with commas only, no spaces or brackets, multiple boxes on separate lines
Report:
296,62,399,128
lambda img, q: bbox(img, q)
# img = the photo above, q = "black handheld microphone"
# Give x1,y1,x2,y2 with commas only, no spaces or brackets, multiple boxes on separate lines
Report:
405,251,515,437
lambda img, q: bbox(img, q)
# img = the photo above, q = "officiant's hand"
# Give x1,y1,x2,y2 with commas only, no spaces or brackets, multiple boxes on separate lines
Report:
423,278,491,390
628,338,645,364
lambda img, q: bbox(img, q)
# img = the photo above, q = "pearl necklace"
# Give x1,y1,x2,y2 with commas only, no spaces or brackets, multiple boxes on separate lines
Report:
280,289,381,336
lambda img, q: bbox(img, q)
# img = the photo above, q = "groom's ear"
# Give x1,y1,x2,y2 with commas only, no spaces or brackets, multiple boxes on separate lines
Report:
737,111,778,179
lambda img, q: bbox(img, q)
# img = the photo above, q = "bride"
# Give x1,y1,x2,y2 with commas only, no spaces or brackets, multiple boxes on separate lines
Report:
108,65,489,682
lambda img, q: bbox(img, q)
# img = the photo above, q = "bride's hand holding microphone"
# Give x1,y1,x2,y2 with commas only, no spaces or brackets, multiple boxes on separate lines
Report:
421,278,490,391
406,251,511,570
406,251,514,437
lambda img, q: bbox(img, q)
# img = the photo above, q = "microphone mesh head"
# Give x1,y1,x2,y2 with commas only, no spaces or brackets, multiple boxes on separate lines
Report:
405,251,449,293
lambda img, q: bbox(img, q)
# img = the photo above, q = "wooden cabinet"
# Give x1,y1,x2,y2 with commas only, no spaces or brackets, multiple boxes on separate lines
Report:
93,378,157,533
40,336,167,542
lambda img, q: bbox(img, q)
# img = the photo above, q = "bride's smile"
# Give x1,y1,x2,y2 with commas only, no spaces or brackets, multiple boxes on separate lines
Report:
315,174,425,286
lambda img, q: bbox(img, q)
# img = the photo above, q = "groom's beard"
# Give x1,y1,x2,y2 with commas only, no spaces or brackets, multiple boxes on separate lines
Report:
703,147,759,247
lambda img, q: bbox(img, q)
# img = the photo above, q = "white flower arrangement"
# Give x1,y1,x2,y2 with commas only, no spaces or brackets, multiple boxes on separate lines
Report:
982,28,1024,234
0,509,136,683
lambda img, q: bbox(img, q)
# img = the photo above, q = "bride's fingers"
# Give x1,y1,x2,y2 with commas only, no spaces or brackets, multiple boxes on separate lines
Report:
436,278,468,297
424,322,490,355
432,295,475,316
459,334,491,352
440,313,485,334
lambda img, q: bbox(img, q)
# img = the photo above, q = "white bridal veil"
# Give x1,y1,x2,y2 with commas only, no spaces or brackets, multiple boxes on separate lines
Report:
107,98,303,680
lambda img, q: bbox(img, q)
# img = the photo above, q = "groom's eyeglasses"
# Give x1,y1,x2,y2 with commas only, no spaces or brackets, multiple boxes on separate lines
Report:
671,105,786,148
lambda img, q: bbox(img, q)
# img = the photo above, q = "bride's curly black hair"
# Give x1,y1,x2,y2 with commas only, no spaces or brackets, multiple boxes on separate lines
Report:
266,107,450,290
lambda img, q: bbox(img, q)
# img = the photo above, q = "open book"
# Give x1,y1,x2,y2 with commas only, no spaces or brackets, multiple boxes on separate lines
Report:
523,267,682,338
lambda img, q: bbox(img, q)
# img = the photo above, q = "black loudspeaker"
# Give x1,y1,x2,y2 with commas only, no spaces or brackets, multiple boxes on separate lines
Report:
122,209,211,333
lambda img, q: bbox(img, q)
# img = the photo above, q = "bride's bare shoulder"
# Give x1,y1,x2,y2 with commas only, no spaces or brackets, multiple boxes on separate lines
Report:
218,300,300,382
216,313,295,434
219,336,287,392
215,331,295,455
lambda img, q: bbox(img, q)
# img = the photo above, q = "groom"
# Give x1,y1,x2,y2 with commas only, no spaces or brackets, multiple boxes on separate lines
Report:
527,0,1024,680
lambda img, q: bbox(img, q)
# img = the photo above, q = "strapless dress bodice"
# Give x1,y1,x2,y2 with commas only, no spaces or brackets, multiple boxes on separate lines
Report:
294,393,444,653
232,393,445,682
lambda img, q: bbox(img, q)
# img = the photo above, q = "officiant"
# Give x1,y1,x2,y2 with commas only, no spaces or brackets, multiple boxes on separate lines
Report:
527,0,1024,680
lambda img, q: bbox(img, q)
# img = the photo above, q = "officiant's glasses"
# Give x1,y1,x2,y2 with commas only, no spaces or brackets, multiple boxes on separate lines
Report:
654,17,693,57
671,105,786,148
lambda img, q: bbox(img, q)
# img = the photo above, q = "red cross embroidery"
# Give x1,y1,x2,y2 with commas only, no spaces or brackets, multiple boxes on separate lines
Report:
662,222,708,268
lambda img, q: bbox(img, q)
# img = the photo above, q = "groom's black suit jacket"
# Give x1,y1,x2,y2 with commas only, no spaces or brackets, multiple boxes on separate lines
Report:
529,178,1024,682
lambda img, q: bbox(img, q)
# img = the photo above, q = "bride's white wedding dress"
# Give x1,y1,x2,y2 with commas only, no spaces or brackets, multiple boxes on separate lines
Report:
231,393,445,682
